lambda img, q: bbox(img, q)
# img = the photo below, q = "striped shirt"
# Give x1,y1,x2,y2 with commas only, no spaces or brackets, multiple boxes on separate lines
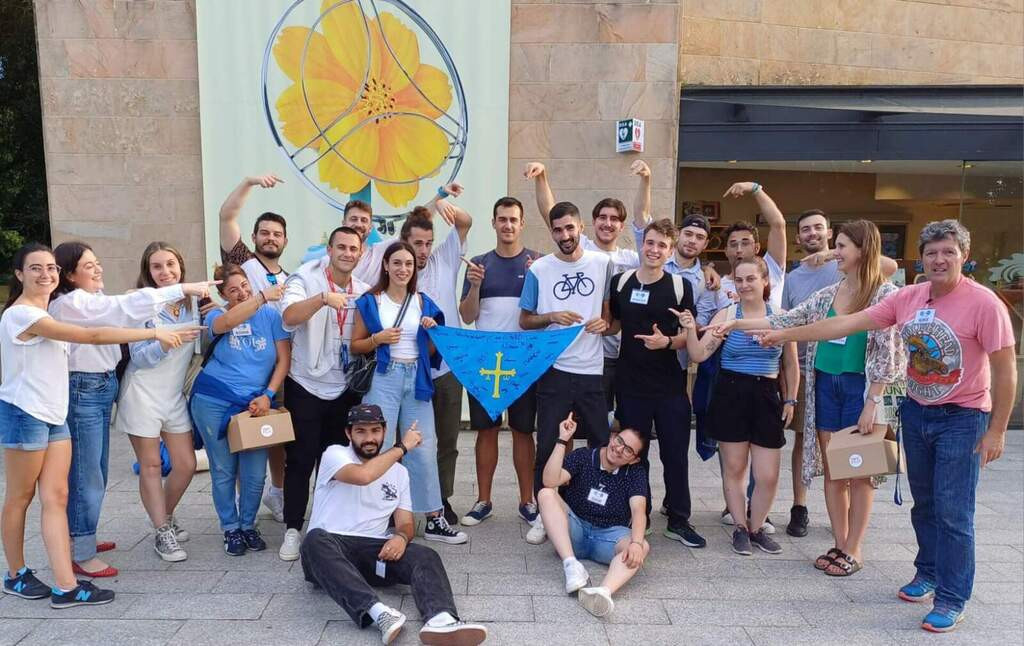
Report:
720,303,782,377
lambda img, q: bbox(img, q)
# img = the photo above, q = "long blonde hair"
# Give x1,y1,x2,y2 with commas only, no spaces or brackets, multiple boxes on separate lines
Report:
837,219,884,312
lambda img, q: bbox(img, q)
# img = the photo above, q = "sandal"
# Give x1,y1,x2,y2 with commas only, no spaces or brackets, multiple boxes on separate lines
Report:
814,547,842,570
824,551,862,577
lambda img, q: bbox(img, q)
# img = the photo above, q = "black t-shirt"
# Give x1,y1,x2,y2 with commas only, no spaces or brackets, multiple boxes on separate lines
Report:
610,270,695,397
563,448,648,528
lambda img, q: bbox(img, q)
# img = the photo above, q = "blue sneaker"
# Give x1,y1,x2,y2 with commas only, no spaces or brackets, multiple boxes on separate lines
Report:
922,606,965,633
899,576,937,603
241,528,266,552
224,529,247,556
460,501,492,526
518,501,538,524
50,581,115,608
3,567,50,600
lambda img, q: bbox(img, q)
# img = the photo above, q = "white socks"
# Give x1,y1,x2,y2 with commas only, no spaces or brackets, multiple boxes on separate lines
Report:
563,557,579,568
268,485,283,496
368,602,391,622
425,611,457,627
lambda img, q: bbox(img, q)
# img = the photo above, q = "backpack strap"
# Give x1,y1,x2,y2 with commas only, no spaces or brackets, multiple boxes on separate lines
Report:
615,269,637,293
670,273,685,305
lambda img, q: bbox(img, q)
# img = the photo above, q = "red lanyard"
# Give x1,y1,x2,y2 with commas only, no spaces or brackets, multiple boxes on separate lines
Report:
324,266,350,336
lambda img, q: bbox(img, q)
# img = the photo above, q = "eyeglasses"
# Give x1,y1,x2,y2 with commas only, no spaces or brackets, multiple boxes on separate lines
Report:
25,264,61,275
611,434,639,459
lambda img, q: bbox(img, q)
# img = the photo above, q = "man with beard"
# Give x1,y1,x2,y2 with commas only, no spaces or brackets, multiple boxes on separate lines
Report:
300,404,488,645
277,227,370,561
519,201,612,544
219,173,291,521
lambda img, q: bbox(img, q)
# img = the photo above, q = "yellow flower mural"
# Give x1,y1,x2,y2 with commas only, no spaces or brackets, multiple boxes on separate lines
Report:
273,0,453,207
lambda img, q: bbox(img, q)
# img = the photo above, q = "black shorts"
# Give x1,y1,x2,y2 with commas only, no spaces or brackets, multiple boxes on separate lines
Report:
708,369,786,449
468,385,536,433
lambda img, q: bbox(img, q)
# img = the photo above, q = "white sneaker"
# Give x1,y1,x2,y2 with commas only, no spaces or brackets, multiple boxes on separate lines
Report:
375,607,406,645
154,524,187,562
168,515,189,543
423,516,468,545
525,517,547,545
578,586,614,617
419,621,487,646
563,558,590,594
279,528,302,561
262,486,285,523
720,509,734,526
762,518,777,535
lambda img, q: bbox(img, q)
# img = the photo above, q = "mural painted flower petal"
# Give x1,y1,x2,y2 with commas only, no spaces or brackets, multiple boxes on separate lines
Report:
375,12,420,93
276,79,355,149
317,112,380,194
394,63,451,120
273,27,341,84
320,0,377,89
387,114,448,180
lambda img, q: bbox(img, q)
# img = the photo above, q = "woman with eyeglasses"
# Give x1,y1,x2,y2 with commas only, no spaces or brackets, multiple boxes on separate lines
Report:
48,241,214,578
536,412,650,618
1,243,198,608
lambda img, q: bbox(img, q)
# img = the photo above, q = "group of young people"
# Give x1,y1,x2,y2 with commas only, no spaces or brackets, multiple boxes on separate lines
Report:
0,160,1015,641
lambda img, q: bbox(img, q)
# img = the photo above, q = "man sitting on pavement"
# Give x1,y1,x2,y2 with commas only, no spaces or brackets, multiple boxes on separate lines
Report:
536,412,650,618
299,404,487,645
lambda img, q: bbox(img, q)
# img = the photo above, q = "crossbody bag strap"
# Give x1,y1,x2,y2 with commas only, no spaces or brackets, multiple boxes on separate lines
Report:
393,293,414,328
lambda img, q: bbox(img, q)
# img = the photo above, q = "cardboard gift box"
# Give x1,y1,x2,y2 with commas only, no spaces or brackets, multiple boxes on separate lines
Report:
825,426,905,480
227,407,294,453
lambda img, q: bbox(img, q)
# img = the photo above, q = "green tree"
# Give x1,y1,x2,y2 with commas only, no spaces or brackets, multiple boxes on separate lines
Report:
0,0,49,278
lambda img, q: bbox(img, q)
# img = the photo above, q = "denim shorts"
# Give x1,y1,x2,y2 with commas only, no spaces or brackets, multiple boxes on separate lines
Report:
567,509,631,565
814,370,867,432
0,399,71,450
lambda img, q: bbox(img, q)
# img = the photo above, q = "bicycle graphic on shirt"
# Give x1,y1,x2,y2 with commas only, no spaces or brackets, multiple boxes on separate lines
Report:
553,272,595,300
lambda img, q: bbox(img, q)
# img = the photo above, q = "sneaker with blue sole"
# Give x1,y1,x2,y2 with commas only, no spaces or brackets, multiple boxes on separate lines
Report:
922,606,965,633
224,529,247,556
899,576,937,603
518,502,538,524
3,567,50,600
460,501,493,527
50,581,115,609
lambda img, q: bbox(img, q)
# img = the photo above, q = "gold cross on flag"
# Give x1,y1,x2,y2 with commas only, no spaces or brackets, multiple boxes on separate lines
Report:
479,351,516,399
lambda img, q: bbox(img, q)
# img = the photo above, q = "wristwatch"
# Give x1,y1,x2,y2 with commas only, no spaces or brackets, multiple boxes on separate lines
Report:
869,394,884,405
556,439,570,448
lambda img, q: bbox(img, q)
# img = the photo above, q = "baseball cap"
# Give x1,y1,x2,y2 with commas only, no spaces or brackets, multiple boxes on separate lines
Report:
348,404,386,426
681,214,710,233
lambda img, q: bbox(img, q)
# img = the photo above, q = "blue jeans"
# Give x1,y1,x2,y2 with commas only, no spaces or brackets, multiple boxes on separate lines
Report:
901,399,989,612
190,393,268,532
66,371,117,562
567,510,631,565
363,361,441,514
814,370,866,431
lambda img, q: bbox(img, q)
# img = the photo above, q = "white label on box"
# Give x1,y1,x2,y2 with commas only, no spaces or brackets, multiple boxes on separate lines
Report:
260,424,274,438
848,453,863,468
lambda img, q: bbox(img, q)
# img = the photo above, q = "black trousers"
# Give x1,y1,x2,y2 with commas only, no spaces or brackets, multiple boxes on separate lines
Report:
534,367,609,494
300,528,458,628
283,378,360,530
617,391,693,527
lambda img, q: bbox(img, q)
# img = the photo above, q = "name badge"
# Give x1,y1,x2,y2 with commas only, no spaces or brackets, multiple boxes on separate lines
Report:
587,487,609,506
827,336,847,345
375,559,387,578
629,289,649,305
914,308,936,325
232,323,253,337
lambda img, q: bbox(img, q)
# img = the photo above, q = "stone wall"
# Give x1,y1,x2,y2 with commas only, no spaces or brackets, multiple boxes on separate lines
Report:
679,0,1024,85
507,1,681,254
33,0,204,293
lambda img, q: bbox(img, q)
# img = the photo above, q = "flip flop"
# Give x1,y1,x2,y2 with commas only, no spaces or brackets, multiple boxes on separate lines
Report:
96,541,116,553
72,562,119,578
814,547,842,571
824,552,862,577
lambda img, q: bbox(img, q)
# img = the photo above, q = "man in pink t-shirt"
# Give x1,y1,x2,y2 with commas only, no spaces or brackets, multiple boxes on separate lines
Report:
750,220,1017,634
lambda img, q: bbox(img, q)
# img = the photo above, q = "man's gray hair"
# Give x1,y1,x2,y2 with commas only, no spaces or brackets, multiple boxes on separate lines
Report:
918,219,971,255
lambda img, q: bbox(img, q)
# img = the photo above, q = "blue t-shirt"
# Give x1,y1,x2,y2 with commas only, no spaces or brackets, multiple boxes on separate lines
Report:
460,248,538,332
202,305,289,399
562,447,647,528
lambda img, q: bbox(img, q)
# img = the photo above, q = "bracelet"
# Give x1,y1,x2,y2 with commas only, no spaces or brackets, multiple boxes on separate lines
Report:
784,399,798,406
663,336,673,350
751,182,761,193
263,388,276,400
436,186,450,198
370,333,378,348
321,291,327,306
392,532,410,543
395,444,408,456
556,439,570,447
630,539,643,546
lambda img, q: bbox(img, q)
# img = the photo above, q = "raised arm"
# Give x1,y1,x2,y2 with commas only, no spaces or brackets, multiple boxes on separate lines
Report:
542,413,576,488
335,424,423,486
723,181,787,268
631,160,652,229
211,286,282,335
459,260,484,324
524,162,555,222
675,307,728,363
219,174,283,253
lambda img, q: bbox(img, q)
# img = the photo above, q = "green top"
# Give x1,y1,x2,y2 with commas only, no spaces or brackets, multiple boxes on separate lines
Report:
814,307,868,375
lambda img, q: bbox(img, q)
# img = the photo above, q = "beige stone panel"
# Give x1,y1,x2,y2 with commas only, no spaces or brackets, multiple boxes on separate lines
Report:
719,20,761,59
116,79,200,116
680,17,722,55
121,40,198,79
510,44,551,82
972,42,1024,78
530,159,599,190
646,44,679,82
903,2,1019,45
651,188,676,220
597,82,677,121
835,31,874,67
171,185,205,225
597,4,678,43
761,0,840,29
52,221,132,242
47,153,126,185
679,54,759,84
38,0,116,38
39,79,115,117
113,0,158,38
159,40,200,79
509,83,600,121
511,4,599,43
124,153,202,186
591,157,677,190
508,122,551,158
157,0,197,39
759,25,837,64
836,0,909,35
548,44,646,81
35,38,69,79
169,117,202,155
65,38,126,78
680,0,762,22
546,122,611,159
47,184,167,222
635,121,674,158
44,116,172,155
757,59,900,84
869,34,942,72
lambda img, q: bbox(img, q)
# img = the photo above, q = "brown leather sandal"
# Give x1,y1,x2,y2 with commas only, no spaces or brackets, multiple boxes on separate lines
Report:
814,547,842,570
824,551,862,577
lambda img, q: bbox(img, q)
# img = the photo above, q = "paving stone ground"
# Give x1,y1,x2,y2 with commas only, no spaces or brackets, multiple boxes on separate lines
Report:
1,429,1021,645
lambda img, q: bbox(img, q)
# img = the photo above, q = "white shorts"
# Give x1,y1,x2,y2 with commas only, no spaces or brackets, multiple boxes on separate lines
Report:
115,400,192,438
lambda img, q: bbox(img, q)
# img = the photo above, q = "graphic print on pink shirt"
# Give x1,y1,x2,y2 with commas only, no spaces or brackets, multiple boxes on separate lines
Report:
902,318,963,402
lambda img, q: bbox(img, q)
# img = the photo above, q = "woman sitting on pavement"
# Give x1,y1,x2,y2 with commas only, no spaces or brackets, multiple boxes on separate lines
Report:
536,412,650,618
677,256,799,557
709,220,904,576
189,263,291,556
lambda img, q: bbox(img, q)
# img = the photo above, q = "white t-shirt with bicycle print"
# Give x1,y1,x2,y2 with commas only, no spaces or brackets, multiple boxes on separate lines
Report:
519,250,612,376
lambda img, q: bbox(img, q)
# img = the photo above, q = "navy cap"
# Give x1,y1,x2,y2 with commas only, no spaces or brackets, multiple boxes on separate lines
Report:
681,214,710,233
348,404,386,425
